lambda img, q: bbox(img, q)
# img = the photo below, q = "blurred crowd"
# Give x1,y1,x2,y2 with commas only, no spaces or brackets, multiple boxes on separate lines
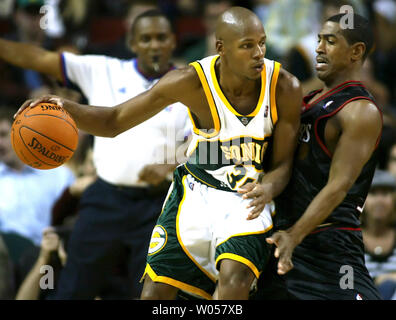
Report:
0,0,395,300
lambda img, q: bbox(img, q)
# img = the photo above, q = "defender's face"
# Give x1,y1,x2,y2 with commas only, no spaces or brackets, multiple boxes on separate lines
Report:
131,17,176,75
315,21,352,82
222,22,266,80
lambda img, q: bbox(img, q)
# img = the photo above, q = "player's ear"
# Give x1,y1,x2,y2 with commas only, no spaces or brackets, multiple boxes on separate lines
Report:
351,42,366,62
216,39,225,56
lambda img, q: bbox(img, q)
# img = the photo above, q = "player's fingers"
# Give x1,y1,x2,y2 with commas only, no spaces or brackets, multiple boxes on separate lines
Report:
247,211,261,220
246,197,260,208
237,183,255,194
29,97,47,108
247,202,264,217
48,96,64,107
278,257,294,275
267,232,282,247
266,237,274,244
14,99,33,119
29,95,62,108
277,242,294,274
248,205,263,217
242,186,261,199
278,263,286,275
274,247,280,258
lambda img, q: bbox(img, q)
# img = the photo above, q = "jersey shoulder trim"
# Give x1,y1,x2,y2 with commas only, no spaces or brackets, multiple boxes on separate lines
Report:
189,60,220,138
269,61,281,126
314,96,381,158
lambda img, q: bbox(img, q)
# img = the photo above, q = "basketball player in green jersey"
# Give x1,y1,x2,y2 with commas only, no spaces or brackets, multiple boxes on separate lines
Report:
17,7,302,300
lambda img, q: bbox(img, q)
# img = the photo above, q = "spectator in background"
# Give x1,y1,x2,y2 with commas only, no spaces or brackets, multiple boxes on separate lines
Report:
14,0,47,45
0,0,83,107
61,0,90,32
255,0,367,62
0,0,44,106
0,234,14,299
173,0,205,54
10,0,52,91
0,107,74,293
83,0,157,59
15,227,69,300
15,222,136,300
371,0,396,109
388,143,396,180
362,169,396,300
254,0,320,61
360,58,390,113
181,0,231,63
358,56,394,171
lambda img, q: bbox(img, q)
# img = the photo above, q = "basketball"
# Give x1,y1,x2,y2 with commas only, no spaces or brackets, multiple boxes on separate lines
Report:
11,102,79,170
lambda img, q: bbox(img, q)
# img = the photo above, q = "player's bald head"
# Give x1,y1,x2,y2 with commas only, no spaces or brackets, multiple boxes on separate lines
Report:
215,7,264,42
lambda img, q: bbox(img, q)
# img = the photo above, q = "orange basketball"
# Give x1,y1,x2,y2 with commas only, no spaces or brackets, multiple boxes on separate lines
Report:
11,102,78,170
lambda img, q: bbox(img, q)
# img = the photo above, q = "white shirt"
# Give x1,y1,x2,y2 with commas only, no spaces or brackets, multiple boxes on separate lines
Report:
61,53,191,186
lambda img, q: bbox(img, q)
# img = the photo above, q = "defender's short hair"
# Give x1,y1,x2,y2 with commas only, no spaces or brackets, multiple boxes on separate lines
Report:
326,13,374,60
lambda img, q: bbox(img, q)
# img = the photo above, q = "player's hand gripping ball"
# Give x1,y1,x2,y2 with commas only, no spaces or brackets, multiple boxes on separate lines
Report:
11,103,78,169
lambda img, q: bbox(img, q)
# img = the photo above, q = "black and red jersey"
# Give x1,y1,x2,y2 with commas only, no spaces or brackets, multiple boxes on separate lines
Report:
274,81,383,231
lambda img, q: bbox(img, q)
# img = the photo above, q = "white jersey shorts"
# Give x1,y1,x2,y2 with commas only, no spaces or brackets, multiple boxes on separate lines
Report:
142,164,274,299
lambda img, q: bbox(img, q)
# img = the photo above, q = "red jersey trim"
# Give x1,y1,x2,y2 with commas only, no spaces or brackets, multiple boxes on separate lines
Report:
310,226,361,234
314,96,382,158
308,81,364,107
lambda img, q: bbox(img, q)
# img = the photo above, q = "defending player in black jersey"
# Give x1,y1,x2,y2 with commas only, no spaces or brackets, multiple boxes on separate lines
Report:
266,13,383,299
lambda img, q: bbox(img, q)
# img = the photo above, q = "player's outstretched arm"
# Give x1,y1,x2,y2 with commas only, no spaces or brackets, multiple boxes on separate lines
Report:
0,38,63,81
267,100,382,274
16,67,195,137
239,68,302,219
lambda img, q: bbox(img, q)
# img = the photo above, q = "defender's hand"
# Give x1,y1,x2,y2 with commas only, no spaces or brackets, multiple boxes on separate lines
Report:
266,231,298,275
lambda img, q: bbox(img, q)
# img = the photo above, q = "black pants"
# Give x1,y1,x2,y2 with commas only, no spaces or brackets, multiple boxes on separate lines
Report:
251,245,292,300
49,178,168,299
285,228,382,300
